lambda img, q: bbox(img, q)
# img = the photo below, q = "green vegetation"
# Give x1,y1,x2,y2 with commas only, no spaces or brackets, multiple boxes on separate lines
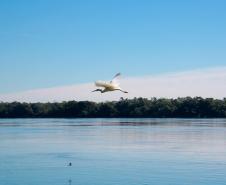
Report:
0,97,226,118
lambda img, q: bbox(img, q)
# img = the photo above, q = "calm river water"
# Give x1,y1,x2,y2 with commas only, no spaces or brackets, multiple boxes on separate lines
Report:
0,118,226,185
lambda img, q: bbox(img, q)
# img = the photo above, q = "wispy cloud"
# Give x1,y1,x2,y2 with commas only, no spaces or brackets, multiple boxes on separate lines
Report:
0,67,226,102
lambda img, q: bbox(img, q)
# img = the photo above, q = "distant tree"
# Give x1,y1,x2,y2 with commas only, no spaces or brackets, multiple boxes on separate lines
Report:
0,97,226,118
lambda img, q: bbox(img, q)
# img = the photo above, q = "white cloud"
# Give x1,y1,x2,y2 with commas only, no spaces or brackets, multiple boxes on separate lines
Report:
0,67,226,102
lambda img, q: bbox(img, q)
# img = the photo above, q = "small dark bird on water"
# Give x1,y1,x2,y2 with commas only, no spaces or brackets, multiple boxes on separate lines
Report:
68,179,72,185
68,162,72,166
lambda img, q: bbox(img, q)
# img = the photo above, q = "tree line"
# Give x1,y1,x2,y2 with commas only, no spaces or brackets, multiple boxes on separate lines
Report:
0,97,226,118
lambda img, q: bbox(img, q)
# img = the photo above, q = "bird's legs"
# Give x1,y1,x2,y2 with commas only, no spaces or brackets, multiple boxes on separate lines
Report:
116,89,128,93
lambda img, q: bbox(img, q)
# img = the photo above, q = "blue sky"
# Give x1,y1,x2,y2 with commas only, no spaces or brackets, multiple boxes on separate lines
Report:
0,0,226,94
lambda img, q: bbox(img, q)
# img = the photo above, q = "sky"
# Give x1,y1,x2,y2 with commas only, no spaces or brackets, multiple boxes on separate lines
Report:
1,67,226,102
0,0,226,101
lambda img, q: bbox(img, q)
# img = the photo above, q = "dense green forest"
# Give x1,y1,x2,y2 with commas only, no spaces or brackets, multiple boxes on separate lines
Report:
0,97,226,118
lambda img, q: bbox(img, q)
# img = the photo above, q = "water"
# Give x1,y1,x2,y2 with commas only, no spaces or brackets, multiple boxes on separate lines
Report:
0,118,226,185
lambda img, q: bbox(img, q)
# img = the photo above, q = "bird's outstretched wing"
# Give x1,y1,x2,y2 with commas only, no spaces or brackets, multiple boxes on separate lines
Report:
112,73,121,79
95,81,113,88
110,73,121,85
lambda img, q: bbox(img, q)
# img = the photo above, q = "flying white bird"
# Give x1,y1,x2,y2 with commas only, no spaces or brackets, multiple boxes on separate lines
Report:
92,73,128,93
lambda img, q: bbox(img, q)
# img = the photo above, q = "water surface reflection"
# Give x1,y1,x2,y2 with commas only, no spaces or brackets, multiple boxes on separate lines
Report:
0,118,226,185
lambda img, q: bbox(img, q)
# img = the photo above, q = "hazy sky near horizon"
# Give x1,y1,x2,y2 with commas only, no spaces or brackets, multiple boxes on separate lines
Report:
0,0,226,94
